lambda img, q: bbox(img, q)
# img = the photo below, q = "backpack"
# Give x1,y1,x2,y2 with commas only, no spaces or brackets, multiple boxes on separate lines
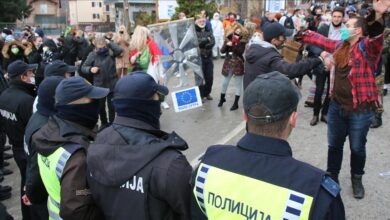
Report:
284,16,294,29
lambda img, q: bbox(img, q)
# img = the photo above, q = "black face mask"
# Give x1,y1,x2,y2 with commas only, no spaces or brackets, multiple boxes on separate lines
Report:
113,98,162,129
119,31,124,34
332,22,342,28
56,101,99,129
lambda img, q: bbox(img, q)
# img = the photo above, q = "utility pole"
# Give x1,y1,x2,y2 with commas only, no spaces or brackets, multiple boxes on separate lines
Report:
123,0,131,34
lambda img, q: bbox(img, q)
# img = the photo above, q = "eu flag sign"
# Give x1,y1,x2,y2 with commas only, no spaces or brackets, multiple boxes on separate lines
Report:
172,86,202,112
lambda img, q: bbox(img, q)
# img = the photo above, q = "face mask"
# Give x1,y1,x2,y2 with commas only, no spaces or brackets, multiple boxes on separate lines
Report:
97,47,108,55
56,101,100,129
29,76,35,85
113,98,162,129
332,21,342,27
119,31,124,34
11,47,19,55
1,33,6,38
43,46,49,53
197,23,206,29
341,27,356,40
229,17,235,22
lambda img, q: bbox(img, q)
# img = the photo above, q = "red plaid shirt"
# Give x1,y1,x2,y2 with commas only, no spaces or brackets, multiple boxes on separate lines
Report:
302,30,383,109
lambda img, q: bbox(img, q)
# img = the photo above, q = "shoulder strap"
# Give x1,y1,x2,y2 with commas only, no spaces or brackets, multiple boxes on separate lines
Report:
358,40,366,59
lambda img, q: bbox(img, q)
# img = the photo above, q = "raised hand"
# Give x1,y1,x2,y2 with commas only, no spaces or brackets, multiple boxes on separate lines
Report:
373,0,390,16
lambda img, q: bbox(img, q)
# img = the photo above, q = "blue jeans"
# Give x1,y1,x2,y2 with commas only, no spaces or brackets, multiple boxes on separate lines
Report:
221,69,243,96
327,101,374,175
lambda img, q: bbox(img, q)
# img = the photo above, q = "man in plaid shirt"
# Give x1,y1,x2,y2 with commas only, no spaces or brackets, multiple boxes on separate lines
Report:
297,0,390,199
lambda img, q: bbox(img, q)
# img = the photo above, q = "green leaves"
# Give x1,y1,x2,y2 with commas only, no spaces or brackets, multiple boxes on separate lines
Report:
0,0,33,22
173,0,217,20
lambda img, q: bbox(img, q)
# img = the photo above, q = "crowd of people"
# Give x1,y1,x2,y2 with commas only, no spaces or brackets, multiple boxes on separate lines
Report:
0,0,389,219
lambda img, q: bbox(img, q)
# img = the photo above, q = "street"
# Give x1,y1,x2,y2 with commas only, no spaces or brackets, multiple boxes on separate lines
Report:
3,58,390,219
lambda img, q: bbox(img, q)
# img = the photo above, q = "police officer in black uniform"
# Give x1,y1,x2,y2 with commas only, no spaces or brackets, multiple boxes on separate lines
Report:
0,60,37,219
87,72,192,220
191,71,345,220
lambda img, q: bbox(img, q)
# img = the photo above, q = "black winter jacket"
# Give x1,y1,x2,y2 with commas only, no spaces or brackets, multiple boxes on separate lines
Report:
27,45,44,79
195,25,215,58
0,80,35,154
1,41,29,71
81,43,123,90
244,40,322,89
24,112,49,204
62,35,79,65
87,116,192,220
32,115,103,220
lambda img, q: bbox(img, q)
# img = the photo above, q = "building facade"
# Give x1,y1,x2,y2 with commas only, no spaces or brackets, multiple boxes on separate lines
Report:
26,0,65,28
222,0,306,18
67,0,115,31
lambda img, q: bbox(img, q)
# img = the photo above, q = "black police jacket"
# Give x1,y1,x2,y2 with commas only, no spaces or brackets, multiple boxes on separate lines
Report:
87,116,192,220
0,80,35,154
24,112,49,204
191,133,345,220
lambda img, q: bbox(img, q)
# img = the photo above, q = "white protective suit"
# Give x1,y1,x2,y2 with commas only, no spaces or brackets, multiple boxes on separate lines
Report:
211,13,225,57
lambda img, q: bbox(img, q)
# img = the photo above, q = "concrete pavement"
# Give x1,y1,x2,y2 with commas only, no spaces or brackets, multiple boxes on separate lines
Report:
2,58,390,219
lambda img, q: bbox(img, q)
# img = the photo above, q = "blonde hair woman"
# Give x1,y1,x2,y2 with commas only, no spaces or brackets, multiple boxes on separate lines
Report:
129,26,162,73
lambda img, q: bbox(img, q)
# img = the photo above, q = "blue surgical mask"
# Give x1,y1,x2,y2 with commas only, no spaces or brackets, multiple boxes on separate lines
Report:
97,47,108,55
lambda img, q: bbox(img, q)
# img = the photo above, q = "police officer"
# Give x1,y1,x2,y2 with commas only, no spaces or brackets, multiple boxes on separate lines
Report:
87,72,192,220
0,60,37,219
191,71,345,220
32,76,108,220
24,76,64,220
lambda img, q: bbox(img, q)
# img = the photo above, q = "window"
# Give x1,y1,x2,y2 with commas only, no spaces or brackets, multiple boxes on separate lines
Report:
106,4,110,11
40,4,48,14
106,15,110,22
99,2,102,7
93,13,96,19
92,2,95,7
97,14,100,19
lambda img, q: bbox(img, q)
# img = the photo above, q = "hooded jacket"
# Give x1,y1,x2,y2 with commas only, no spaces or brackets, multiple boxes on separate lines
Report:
243,38,322,89
81,42,123,90
1,40,29,70
211,13,224,37
32,115,103,220
87,116,192,220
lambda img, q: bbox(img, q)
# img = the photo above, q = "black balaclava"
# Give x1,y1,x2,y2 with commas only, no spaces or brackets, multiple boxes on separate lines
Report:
56,100,99,129
113,98,161,129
